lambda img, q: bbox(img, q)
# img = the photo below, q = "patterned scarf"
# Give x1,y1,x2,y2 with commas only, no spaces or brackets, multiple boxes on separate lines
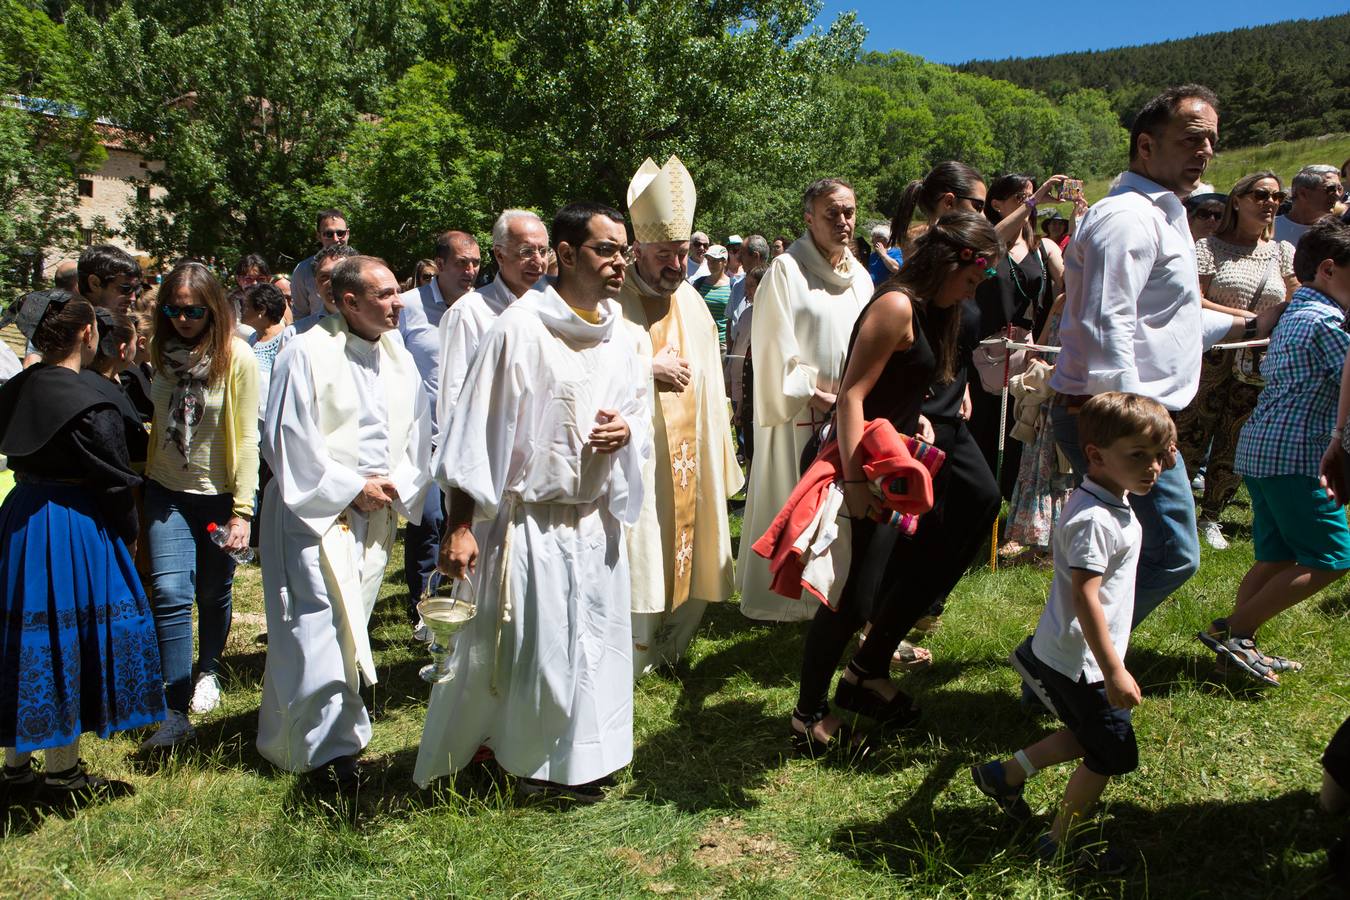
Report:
160,337,214,464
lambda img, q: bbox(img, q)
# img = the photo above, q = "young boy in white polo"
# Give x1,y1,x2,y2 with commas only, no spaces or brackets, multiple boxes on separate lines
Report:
972,392,1176,874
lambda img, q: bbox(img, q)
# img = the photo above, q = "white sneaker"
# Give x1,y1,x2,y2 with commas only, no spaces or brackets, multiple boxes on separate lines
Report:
1191,474,1205,492
413,619,431,643
139,710,196,750
189,672,222,714
1200,519,1229,550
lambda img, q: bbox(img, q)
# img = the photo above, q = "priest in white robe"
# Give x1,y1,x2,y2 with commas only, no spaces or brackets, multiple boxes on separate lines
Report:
257,256,431,786
431,209,549,450
414,202,650,800
619,156,743,675
737,179,872,622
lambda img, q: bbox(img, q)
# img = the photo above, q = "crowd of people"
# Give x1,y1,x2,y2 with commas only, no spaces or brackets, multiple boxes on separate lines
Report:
2,82,1350,882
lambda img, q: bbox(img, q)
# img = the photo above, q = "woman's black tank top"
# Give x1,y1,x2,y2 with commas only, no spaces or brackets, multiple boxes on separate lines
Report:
843,290,938,436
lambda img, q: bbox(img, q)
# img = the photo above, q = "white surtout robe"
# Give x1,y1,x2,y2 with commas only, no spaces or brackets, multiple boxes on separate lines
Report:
257,315,431,772
618,274,744,676
736,236,871,621
413,287,651,788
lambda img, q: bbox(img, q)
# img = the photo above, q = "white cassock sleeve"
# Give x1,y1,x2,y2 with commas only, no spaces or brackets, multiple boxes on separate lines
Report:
262,342,367,536
389,381,432,524
751,259,817,428
436,324,526,522
434,301,481,443
605,343,651,527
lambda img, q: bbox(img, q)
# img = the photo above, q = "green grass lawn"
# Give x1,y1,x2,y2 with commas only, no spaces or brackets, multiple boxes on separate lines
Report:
1,494,1347,898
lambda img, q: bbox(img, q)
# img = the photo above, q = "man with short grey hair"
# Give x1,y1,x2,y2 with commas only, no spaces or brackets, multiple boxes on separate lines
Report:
686,230,710,281
433,210,548,431
1276,164,1343,246
726,234,769,332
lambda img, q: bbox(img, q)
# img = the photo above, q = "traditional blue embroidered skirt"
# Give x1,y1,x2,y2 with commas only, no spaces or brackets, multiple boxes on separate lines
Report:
0,482,165,751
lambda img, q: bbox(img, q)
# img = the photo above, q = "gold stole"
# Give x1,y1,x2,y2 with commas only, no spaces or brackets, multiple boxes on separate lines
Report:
644,294,700,608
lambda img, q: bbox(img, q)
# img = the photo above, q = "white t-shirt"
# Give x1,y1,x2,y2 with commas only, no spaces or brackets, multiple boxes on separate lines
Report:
1032,477,1141,683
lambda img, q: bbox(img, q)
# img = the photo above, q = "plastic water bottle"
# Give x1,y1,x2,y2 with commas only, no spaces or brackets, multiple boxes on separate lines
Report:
207,521,255,564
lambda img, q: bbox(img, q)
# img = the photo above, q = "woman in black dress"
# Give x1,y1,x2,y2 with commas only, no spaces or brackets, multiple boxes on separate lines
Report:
968,173,1067,498
0,291,164,797
792,212,1003,751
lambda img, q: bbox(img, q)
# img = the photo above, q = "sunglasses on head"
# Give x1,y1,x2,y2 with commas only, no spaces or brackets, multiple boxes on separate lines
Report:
162,304,208,321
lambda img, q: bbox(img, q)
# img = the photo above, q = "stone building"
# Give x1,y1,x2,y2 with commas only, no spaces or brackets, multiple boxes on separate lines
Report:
53,123,168,272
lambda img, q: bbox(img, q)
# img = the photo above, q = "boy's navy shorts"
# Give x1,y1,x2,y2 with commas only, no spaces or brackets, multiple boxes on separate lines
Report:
1036,652,1138,777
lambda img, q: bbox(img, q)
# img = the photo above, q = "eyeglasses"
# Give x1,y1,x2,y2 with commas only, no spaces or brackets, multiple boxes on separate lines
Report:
957,195,986,213
162,304,209,320
513,245,550,260
1245,188,1288,204
581,241,630,261
321,228,349,239
1191,209,1223,222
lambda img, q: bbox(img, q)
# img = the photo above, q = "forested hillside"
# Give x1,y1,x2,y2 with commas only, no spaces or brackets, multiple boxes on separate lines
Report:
960,14,1350,148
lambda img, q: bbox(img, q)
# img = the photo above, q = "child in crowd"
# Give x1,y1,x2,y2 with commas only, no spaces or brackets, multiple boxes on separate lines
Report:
972,392,1175,874
1199,217,1350,685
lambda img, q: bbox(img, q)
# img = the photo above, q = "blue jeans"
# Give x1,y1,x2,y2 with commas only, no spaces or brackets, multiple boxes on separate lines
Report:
1051,405,1200,627
144,482,236,713
402,481,444,620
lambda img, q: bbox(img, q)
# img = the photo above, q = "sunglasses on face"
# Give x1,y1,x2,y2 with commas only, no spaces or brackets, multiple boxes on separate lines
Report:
1192,209,1223,222
322,229,349,239
162,304,208,320
1245,188,1287,204
690,241,709,249
956,195,986,213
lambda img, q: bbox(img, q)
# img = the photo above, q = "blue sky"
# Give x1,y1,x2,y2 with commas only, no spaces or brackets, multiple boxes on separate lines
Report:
814,1,1349,65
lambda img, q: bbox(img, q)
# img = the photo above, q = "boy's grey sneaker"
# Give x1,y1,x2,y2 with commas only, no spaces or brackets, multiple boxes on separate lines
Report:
970,760,1032,823
1010,637,1055,716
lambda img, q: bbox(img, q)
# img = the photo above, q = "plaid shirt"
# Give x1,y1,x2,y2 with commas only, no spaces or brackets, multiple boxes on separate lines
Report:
1236,286,1350,479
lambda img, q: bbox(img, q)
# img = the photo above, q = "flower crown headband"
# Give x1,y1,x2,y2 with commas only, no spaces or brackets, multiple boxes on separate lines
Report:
927,227,998,277
956,246,997,278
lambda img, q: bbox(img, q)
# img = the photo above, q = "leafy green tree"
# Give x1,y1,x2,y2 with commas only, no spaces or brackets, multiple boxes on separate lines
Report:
0,0,102,292
412,0,866,242
64,0,415,268
321,62,501,272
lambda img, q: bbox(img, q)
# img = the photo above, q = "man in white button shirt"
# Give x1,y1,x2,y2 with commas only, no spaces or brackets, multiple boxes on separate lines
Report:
397,231,481,628
1047,84,1286,629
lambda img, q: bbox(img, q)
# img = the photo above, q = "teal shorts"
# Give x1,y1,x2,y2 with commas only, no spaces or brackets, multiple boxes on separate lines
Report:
1244,475,1350,571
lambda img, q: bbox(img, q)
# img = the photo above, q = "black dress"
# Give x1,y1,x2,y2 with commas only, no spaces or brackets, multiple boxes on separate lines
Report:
0,365,164,750
970,246,1049,498
797,292,943,715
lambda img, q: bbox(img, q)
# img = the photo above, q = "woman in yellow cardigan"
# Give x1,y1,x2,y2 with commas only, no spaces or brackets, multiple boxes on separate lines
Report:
139,262,259,749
